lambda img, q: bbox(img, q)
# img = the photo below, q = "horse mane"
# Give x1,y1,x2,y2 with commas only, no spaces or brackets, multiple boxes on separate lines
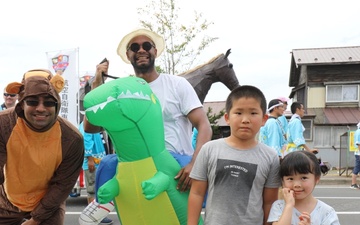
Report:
179,53,223,76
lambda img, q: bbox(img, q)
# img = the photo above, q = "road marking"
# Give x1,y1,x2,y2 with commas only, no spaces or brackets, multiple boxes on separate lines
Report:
317,197,360,199
316,186,356,188
336,212,360,214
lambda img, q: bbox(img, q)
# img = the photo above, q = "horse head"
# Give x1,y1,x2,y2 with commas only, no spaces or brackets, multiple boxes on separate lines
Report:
179,49,240,103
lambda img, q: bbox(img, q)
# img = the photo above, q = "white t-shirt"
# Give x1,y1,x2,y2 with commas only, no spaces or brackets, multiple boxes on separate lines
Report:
149,73,202,156
268,199,340,225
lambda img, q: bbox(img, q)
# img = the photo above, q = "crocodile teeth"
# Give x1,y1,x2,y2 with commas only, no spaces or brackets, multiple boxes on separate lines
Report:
85,90,151,114
86,96,116,113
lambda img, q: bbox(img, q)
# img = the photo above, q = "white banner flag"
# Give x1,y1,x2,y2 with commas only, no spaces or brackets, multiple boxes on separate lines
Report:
46,48,79,127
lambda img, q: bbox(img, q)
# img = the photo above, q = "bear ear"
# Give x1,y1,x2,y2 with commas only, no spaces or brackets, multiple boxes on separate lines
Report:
50,74,65,93
6,82,22,94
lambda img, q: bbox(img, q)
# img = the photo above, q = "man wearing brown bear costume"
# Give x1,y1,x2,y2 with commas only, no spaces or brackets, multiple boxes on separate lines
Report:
0,69,84,225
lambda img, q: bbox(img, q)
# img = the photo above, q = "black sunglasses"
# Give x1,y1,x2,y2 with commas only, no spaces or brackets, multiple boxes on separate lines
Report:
4,93,16,97
24,100,58,107
127,42,155,53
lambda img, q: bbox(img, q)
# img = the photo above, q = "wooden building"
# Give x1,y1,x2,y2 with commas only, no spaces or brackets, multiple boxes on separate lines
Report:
289,46,360,172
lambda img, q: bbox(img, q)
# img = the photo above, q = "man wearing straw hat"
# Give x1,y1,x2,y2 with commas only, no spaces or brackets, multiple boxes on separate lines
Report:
79,28,212,225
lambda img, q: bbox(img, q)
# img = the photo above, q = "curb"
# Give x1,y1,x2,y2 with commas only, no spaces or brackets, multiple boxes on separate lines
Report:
319,177,351,185
318,170,352,185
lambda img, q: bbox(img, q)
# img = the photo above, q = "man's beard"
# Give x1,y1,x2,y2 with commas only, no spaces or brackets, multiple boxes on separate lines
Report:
131,56,155,74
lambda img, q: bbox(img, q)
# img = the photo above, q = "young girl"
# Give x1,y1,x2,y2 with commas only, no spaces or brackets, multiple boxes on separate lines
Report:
268,151,340,225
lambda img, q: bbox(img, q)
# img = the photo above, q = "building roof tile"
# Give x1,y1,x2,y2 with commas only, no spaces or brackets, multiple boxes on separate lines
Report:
307,107,360,125
292,46,360,66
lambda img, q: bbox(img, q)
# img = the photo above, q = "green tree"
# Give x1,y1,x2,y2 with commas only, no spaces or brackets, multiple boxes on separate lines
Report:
207,107,225,139
137,0,218,75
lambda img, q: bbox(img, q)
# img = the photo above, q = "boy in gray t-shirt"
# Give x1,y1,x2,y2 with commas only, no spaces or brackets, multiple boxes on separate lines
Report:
188,85,281,225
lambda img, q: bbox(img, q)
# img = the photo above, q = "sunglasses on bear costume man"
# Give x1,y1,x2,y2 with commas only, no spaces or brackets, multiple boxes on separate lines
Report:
24,99,57,107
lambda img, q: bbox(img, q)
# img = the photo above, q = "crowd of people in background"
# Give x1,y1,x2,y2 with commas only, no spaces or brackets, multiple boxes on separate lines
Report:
259,98,318,161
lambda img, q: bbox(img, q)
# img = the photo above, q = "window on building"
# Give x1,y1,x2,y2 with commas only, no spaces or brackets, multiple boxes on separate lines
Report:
314,126,331,147
302,119,313,141
314,126,348,148
326,85,359,102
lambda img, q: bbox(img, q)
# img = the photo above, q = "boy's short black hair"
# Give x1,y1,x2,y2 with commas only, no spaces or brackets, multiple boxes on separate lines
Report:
290,102,302,114
225,85,267,115
280,151,327,179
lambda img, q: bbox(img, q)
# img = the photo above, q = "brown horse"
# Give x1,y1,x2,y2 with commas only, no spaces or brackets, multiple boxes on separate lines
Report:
178,49,240,103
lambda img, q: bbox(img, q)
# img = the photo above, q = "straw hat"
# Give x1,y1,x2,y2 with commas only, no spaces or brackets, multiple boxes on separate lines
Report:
117,28,165,64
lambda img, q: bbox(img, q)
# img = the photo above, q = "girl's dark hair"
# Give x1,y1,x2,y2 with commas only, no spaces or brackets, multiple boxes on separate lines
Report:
280,151,329,178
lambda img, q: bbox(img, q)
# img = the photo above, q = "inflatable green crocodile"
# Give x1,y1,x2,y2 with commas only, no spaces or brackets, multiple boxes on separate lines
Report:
84,76,203,225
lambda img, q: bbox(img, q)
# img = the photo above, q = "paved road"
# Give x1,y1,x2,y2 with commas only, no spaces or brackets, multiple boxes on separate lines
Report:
65,184,360,224
314,185,360,224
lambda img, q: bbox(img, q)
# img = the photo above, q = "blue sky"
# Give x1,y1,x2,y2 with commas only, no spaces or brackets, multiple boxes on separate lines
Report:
1,0,359,103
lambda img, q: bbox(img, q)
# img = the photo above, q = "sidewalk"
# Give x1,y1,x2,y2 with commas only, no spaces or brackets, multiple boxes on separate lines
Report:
318,169,352,185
